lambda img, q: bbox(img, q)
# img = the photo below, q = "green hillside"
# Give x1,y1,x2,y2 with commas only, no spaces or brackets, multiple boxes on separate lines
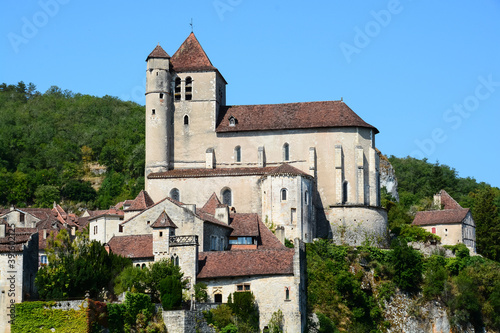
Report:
0,82,145,210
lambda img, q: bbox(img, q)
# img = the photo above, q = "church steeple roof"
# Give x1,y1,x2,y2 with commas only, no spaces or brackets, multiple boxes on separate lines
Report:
171,33,216,72
146,44,170,60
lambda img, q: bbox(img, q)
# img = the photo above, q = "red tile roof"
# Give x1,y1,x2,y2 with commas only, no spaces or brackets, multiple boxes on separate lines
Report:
265,163,311,178
171,33,216,72
197,248,294,279
148,164,310,180
438,190,462,210
125,190,155,211
0,222,37,252
216,101,378,133
108,234,153,259
229,213,259,237
146,44,170,60
151,211,177,228
199,193,222,215
412,208,470,226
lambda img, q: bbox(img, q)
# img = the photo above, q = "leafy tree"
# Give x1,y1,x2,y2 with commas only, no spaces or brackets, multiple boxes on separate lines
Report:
35,230,131,299
228,292,259,332
159,275,183,310
34,185,60,207
194,282,208,302
391,239,423,292
470,186,500,261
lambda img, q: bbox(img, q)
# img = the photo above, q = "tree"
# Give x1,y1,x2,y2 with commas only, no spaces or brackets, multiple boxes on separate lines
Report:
471,186,500,261
34,185,60,207
159,275,183,310
391,238,423,292
35,230,131,299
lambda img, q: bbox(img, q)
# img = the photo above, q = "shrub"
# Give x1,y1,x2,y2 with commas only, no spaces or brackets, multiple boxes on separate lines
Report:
159,275,183,310
194,282,208,302
391,238,423,292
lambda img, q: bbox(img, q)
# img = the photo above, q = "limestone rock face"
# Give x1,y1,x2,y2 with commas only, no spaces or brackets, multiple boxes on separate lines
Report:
377,150,399,202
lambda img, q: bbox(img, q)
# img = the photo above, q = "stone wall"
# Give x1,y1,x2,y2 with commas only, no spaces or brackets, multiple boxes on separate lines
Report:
327,206,389,247
162,309,215,333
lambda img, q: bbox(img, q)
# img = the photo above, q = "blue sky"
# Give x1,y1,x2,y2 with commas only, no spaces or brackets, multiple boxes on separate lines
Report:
1,0,500,188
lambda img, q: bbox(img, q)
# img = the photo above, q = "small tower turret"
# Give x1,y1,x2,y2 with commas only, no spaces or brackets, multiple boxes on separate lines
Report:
145,44,172,176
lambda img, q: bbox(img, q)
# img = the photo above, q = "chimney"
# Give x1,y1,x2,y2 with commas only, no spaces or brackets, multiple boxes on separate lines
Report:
433,192,442,209
183,204,196,213
215,205,230,224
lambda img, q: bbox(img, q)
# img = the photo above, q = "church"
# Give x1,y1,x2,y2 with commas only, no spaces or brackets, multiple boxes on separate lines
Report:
144,32,388,246
87,32,388,332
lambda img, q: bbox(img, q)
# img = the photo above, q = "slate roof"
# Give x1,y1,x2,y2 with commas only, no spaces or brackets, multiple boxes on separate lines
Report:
216,101,378,133
197,248,294,279
412,208,470,226
171,33,216,72
125,190,155,211
146,44,170,60
150,211,177,228
108,234,153,259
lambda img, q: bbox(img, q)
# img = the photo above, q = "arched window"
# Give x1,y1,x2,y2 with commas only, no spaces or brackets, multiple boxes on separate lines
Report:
222,188,232,206
141,263,146,269
184,115,189,125
185,77,192,100
281,188,288,201
174,77,181,101
234,146,241,162
283,143,290,161
285,287,290,300
170,188,180,201
343,181,348,204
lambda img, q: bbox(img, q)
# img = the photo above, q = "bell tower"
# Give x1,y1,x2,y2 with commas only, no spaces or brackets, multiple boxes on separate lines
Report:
145,44,172,176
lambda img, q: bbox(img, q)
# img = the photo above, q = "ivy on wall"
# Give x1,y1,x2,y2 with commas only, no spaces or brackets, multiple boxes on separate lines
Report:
13,301,87,333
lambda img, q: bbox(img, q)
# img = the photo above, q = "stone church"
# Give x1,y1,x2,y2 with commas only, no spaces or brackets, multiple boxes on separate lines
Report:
144,32,388,246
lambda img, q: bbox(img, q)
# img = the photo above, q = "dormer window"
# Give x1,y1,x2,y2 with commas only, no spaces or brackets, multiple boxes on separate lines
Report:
174,77,181,101
229,116,236,127
185,77,192,100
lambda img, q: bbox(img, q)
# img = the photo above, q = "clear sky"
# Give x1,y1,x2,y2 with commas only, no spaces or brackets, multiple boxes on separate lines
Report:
1,0,499,188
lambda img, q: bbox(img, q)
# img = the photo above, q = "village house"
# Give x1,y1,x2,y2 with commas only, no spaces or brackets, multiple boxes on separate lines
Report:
412,190,476,253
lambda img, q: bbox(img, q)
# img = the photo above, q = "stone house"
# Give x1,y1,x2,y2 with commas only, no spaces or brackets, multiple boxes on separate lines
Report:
0,219,38,333
412,190,476,253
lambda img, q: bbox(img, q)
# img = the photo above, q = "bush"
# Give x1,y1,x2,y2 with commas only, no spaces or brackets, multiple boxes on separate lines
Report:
391,238,423,292
422,255,449,299
194,282,208,302
159,275,183,310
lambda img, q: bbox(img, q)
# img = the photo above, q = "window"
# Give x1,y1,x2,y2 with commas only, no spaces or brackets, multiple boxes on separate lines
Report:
342,181,348,204
211,236,217,251
152,109,155,115
159,231,163,237
171,254,179,266
174,77,181,101
229,237,253,245
141,263,146,269
170,188,180,201
185,77,192,100
40,255,48,265
229,116,236,126
281,188,288,201
20,213,25,223
136,264,140,268
159,93,163,99
285,287,290,300
283,143,290,161
94,225,98,235
184,115,189,125
214,294,223,303
219,237,225,251
234,146,241,162
119,225,123,233
222,188,232,206
304,191,309,205
236,284,250,292
431,227,436,234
